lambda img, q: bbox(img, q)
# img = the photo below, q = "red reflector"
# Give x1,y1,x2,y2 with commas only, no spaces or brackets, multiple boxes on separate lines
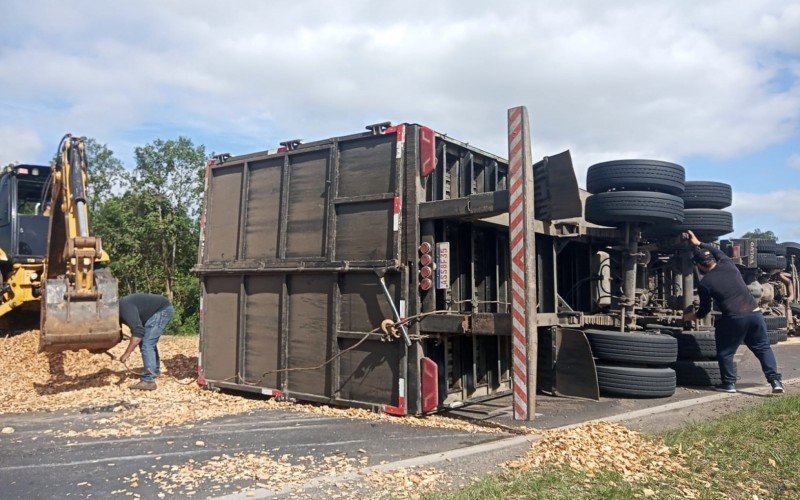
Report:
419,242,431,254
385,124,405,142
732,245,741,258
17,168,29,175
419,278,433,290
419,266,432,279
419,253,432,266
421,357,439,413
419,126,436,178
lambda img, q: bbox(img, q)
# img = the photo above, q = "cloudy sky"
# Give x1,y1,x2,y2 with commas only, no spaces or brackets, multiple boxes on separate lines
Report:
1,1,799,239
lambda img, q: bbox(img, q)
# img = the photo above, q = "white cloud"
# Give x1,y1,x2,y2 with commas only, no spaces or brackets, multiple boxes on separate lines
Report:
789,153,800,170
731,190,800,240
0,0,798,176
0,126,44,166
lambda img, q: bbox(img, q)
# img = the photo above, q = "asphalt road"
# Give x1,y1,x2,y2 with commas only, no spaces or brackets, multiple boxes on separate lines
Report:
1,340,797,499
451,339,800,429
0,407,503,499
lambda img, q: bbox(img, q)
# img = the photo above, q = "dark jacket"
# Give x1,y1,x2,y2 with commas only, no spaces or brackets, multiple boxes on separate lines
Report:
119,294,171,338
695,243,758,319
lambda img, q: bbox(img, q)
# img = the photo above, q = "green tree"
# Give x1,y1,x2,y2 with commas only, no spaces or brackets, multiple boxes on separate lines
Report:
130,137,206,303
84,136,206,335
92,189,200,334
84,138,126,210
741,229,778,241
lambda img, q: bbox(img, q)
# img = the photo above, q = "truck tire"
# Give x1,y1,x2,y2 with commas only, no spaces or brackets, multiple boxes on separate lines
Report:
764,316,788,330
682,181,732,209
585,330,677,366
782,242,800,257
675,209,733,238
586,160,685,195
585,191,684,226
757,252,778,270
775,244,787,257
776,255,787,270
673,360,728,386
672,331,717,360
595,364,676,398
755,239,778,254
776,330,788,342
767,330,780,345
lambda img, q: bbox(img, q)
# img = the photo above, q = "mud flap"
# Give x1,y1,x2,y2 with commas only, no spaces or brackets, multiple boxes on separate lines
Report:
542,327,599,400
39,268,122,352
533,150,582,221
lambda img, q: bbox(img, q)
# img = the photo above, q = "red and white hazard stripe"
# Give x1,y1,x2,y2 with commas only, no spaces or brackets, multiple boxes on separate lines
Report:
393,196,401,231
507,107,528,421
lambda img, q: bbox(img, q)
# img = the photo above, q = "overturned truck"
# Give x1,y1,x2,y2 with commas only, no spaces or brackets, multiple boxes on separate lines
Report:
195,109,795,418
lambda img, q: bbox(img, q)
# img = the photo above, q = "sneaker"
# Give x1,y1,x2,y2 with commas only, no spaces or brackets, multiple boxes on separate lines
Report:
714,382,736,393
770,380,785,394
130,380,157,391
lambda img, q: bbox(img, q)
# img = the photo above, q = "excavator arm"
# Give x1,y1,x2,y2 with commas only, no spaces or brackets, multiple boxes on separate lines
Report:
38,135,121,352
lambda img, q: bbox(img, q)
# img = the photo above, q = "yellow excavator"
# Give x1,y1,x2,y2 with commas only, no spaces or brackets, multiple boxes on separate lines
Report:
0,134,121,351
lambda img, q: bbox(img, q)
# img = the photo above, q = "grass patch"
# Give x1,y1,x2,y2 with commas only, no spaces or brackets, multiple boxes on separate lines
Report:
437,467,646,500
662,394,800,497
436,395,800,499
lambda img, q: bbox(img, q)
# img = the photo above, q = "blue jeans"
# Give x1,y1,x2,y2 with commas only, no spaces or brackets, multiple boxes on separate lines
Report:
140,305,174,382
715,313,781,385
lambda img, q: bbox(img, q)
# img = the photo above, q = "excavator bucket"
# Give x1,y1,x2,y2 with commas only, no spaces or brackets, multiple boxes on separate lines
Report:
39,268,121,352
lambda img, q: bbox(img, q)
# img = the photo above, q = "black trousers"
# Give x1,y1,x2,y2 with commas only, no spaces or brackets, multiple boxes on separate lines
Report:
715,313,781,384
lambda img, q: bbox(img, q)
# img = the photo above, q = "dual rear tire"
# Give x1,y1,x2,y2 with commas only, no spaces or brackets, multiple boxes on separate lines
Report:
585,330,677,398
585,160,685,227
584,162,732,238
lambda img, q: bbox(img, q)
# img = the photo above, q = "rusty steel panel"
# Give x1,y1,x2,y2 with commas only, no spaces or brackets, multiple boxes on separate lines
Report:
206,165,243,262
286,151,329,258
203,276,240,382
243,276,282,388
471,313,511,335
287,274,333,395
335,201,394,261
336,338,399,404
336,135,396,198
339,273,397,332
243,158,283,259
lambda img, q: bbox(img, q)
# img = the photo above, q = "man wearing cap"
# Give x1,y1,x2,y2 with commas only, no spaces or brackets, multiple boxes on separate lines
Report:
683,230,784,394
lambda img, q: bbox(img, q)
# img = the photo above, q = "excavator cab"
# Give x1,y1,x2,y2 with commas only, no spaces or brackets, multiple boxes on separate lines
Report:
38,135,121,352
0,165,50,260
0,165,51,317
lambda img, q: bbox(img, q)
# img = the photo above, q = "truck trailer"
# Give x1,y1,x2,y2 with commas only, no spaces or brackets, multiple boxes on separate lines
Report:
194,108,795,420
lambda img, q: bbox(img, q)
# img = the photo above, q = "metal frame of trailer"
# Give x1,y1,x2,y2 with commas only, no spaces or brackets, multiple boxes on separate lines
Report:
195,108,601,420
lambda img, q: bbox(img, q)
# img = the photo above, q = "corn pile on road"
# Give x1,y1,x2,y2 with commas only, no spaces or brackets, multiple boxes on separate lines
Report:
0,331,501,499
1,331,799,498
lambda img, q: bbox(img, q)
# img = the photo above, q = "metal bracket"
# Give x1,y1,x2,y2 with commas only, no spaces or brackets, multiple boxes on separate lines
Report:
365,121,392,135
213,153,231,164
376,274,412,346
279,139,302,151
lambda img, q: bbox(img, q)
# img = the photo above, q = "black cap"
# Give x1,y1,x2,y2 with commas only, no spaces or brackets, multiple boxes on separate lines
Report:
692,248,714,265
